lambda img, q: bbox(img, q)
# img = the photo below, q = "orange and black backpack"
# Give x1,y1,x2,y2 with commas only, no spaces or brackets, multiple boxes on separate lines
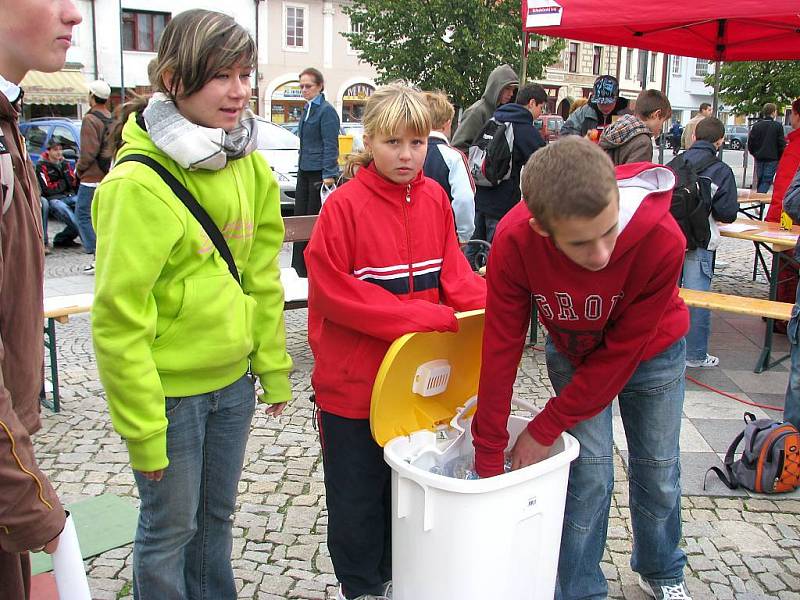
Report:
706,412,800,494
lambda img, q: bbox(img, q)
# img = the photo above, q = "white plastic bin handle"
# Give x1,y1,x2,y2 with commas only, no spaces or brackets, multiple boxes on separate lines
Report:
396,476,435,531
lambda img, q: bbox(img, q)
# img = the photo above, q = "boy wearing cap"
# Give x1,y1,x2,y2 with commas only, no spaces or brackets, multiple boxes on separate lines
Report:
561,75,630,138
75,79,112,273
36,139,81,247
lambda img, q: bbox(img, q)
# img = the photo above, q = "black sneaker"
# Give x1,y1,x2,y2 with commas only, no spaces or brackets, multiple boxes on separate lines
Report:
53,238,81,248
83,262,95,275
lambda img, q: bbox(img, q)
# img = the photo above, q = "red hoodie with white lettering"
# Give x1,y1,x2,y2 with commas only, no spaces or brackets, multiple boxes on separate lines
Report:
305,162,486,420
472,162,689,477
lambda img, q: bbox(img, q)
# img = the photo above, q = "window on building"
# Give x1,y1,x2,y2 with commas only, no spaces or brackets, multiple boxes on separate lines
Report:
568,42,579,73
592,46,602,75
695,59,710,77
636,50,646,82
529,36,541,53
650,52,657,82
625,48,633,79
285,5,306,49
671,55,681,75
122,10,169,52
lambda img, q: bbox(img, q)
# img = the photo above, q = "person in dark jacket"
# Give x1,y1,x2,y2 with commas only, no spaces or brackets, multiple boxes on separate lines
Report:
781,167,800,430
747,102,787,193
293,67,340,277
681,117,739,369
36,140,81,247
0,1,81,597
451,64,518,153
469,83,547,249
669,120,682,155
560,75,630,138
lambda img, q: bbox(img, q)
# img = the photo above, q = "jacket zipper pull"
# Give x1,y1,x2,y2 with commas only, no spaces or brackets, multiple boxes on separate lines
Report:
406,185,411,203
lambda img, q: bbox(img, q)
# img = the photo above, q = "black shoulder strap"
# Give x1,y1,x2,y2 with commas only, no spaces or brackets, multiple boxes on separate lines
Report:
115,154,240,286
704,429,745,491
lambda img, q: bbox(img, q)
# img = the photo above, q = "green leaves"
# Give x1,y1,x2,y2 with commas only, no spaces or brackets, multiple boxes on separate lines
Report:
707,61,800,116
342,0,562,109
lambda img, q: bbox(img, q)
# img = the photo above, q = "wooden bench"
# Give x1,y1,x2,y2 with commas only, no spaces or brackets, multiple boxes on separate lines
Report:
43,293,94,412
281,215,317,310
678,288,793,321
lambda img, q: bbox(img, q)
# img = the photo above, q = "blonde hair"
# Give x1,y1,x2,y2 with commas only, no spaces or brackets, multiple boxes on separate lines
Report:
569,97,588,115
422,90,455,130
343,83,432,178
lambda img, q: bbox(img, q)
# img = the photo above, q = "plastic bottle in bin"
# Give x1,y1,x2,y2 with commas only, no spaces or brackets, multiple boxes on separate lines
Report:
434,452,513,480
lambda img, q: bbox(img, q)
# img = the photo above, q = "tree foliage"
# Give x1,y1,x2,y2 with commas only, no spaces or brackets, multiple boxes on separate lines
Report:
707,61,800,116
342,0,564,110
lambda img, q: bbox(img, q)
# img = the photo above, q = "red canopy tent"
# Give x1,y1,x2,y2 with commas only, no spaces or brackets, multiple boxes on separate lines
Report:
521,0,800,62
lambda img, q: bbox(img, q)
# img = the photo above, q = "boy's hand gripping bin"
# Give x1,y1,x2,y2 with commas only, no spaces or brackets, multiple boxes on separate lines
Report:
370,310,579,600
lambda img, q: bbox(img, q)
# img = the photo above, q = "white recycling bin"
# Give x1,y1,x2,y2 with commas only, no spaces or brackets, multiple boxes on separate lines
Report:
370,310,579,600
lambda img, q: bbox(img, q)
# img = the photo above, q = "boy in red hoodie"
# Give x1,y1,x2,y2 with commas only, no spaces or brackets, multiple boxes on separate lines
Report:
472,137,692,600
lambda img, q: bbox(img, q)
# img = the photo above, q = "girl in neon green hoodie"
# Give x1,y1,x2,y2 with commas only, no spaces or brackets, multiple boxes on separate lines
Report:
91,10,292,599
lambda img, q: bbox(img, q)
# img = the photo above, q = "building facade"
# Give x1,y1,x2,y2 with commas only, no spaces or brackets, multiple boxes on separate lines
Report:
22,0,378,124
534,39,667,119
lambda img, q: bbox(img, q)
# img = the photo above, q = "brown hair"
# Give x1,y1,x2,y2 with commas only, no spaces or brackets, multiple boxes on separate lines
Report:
792,98,800,116
299,67,325,92
111,10,255,151
343,83,432,178
763,102,777,117
422,91,454,130
522,137,618,232
635,89,672,120
694,117,725,144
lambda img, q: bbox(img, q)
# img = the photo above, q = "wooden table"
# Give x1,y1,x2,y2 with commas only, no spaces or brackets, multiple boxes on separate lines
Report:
719,220,799,372
737,190,772,220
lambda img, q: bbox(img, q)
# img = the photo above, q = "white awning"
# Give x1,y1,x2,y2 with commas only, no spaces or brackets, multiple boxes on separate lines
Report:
20,70,88,105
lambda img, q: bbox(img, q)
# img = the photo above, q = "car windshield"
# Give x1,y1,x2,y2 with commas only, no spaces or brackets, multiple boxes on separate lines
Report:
257,120,300,150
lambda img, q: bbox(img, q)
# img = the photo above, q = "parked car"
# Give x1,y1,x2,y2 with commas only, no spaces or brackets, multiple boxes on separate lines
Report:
724,125,748,150
19,117,82,167
533,114,563,143
255,117,299,214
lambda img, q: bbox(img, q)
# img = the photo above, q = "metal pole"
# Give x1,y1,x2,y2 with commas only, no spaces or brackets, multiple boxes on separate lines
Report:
520,32,529,85
118,0,125,104
90,0,99,79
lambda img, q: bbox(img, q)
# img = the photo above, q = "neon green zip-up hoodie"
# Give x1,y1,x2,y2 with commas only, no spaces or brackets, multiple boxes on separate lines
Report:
91,114,292,472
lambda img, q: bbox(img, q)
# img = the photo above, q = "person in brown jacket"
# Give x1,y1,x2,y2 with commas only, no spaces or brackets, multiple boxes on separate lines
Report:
0,1,81,598
599,89,672,166
75,79,112,274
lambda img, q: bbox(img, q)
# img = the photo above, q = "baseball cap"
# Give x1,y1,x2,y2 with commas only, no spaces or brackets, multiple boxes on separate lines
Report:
87,80,111,100
592,75,619,106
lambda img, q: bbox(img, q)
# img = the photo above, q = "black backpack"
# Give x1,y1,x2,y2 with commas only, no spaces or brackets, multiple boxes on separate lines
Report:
467,118,514,187
90,111,114,174
666,153,718,250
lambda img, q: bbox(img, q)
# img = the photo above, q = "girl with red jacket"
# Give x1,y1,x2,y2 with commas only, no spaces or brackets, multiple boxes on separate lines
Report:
304,84,486,600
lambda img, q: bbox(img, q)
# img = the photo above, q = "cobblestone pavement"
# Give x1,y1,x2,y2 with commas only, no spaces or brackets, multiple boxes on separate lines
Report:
33,234,800,599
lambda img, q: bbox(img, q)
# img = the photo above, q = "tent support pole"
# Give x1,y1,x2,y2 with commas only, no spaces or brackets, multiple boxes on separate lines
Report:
520,32,529,84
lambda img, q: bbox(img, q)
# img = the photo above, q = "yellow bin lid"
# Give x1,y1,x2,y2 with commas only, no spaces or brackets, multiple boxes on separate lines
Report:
369,310,484,447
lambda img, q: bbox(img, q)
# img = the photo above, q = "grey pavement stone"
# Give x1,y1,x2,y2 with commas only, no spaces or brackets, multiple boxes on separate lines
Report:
30,241,800,598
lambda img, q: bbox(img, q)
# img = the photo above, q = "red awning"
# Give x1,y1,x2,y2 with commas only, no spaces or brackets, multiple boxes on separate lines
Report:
522,1,800,62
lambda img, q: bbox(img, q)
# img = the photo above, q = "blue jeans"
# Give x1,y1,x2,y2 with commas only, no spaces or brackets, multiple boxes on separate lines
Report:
682,248,714,361
547,338,687,600
465,211,500,265
49,194,81,244
76,184,97,254
756,160,778,193
132,374,256,600
784,283,800,430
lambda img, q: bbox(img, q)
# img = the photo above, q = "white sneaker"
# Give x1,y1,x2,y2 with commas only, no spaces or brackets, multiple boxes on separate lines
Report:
383,581,392,599
685,354,719,368
638,575,692,599
83,261,95,275
337,584,390,600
